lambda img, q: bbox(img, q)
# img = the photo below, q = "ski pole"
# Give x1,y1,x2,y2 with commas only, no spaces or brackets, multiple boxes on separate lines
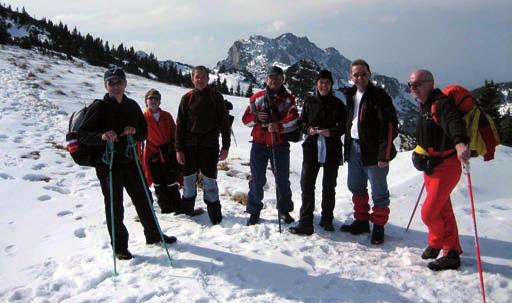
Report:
102,140,117,277
405,182,425,232
270,130,282,233
464,163,486,303
126,135,174,265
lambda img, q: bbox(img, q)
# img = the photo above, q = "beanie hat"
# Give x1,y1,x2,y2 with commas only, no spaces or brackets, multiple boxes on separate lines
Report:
316,69,333,84
267,65,284,77
144,88,161,100
104,65,126,81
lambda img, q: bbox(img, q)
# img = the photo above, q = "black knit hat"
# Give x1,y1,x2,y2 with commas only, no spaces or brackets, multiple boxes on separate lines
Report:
267,65,284,77
104,65,126,81
316,69,333,83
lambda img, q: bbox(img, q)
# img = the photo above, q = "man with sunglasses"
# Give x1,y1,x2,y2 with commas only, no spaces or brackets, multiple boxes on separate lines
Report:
77,66,177,261
408,69,470,271
341,59,398,245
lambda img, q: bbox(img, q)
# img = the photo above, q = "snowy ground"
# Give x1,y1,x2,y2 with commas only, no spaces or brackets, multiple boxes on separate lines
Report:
0,45,510,303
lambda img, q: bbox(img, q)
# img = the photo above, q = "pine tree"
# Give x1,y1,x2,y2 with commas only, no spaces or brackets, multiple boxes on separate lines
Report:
236,82,241,96
499,109,512,146
245,83,254,97
0,20,11,44
477,80,501,122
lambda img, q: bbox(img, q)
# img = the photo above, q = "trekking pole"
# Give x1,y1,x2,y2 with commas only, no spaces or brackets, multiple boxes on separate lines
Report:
126,135,174,265
405,182,425,232
102,140,117,277
270,130,282,233
464,163,486,303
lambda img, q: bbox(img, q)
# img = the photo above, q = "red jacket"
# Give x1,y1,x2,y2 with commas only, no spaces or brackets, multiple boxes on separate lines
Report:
242,87,299,146
142,109,176,186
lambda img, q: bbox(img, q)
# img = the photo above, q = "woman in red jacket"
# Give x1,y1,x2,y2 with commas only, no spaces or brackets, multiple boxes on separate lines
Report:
142,89,182,214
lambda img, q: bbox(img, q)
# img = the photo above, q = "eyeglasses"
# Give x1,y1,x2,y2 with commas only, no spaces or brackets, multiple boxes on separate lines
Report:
107,80,125,86
408,79,432,89
351,72,368,78
147,97,160,101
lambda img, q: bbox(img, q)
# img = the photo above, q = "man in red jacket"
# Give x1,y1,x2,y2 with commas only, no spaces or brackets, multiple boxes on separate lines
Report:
409,69,470,271
142,88,182,214
242,66,299,226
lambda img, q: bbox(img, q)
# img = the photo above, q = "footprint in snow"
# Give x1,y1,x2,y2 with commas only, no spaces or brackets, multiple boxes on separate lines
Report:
13,136,23,143
23,174,51,182
0,173,14,180
32,163,47,170
8,287,33,301
57,210,73,217
21,151,41,160
43,185,70,195
4,245,15,254
75,204,83,208
491,205,510,211
37,195,51,201
73,228,86,238
0,134,8,142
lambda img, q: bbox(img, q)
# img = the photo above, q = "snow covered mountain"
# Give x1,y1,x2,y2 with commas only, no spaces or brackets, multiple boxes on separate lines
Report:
0,44,511,303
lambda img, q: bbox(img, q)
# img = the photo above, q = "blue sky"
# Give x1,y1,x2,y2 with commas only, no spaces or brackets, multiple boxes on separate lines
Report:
5,0,512,89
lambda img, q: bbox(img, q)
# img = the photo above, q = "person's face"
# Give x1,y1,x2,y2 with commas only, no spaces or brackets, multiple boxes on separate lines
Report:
146,96,161,113
408,72,434,103
192,70,209,90
350,65,371,92
105,78,127,96
266,74,284,92
317,78,332,96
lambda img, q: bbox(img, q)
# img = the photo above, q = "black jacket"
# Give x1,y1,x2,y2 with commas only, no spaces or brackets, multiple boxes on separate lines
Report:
343,82,398,166
77,93,147,166
175,87,230,151
416,89,468,154
300,92,347,157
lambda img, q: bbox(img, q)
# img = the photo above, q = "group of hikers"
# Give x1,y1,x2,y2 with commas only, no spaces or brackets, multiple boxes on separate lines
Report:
76,59,471,272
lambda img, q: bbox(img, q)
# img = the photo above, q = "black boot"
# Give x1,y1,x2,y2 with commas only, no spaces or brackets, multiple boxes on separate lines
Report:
146,234,178,245
422,246,441,260
115,249,133,260
319,217,334,232
246,213,260,226
340,220,370,235
289,223,314,236
176,195,204,216
206,201,222,225
371,224,385,245
279,211,295,224
155,185,173,214
428,250,461,271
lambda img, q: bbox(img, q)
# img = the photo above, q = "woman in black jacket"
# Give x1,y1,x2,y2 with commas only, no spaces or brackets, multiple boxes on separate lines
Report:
290,70,347,235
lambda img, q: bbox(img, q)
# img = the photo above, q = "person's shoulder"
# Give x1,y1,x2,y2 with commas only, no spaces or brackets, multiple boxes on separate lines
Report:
250,90,266,101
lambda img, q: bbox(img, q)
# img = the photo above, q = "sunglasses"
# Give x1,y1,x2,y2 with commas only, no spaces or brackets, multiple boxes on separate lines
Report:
107,80,125,86
147,97,160,101
408,79,432,89
351,72,368,78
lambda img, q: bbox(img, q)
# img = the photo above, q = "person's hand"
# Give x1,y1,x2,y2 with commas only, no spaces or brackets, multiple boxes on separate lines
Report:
308,127,318,136
268,122,281,133
455,143,470,165
377,161,389,168
101,130,118,141
121,126,136,136
176,151,185,165
317,129,330,137
219,149,229,161
257,112,269,123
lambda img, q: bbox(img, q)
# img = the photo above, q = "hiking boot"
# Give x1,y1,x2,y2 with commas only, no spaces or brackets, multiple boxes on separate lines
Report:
421,246,441,260
176,196,204,217
246,213,260,226
319,218,335,232
279,211,295,224
427,250,461,271
289,223,314,236
206,201,223,225
339,220,370,235
115,249,133,260
146,234,178,245
371,224,385,245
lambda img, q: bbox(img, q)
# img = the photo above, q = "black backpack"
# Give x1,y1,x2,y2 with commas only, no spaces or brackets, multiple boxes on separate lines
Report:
65,100,101,166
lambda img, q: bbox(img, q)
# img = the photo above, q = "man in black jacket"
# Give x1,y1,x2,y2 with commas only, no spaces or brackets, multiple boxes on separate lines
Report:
289,70,347,235
77,66,177,260
341,59,398,244
175,65,230,225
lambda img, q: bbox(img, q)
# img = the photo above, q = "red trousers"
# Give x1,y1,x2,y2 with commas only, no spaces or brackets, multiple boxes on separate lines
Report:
421,155,463,254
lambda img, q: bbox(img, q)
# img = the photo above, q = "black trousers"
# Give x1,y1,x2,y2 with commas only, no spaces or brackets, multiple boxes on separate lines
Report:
96,163,160,250
299,139,343,226
183,145,219,178
148,149,181,212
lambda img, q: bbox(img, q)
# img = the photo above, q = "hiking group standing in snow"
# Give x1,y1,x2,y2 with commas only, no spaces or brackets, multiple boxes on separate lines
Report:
73,61,476,272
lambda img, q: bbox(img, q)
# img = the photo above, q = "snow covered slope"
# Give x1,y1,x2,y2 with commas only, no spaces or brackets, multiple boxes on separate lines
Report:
0,45,511,302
